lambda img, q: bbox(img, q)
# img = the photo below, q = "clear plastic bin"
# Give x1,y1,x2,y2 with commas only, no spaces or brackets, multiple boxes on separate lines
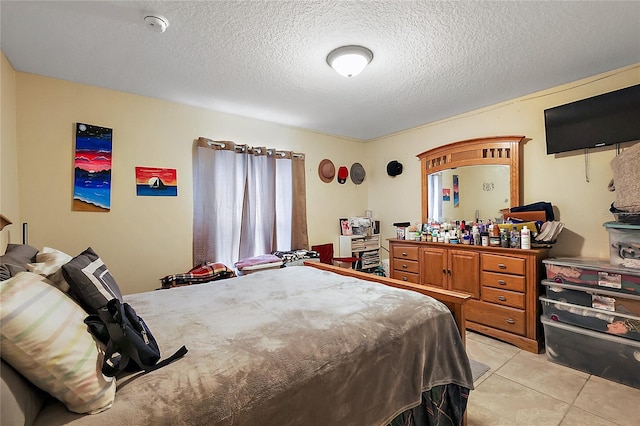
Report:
540,296,640,342
542,279,640,316
604,221,640,268
542,317,640,389
543,257,640,296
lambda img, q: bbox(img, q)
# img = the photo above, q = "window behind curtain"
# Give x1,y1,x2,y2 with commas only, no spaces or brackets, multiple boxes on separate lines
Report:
193,137,308,268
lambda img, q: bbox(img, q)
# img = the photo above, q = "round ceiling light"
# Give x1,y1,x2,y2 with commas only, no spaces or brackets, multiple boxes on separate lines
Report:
326,45,373,78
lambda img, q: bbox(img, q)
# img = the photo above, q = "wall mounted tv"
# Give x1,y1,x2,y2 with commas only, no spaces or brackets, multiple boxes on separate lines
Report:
544,84,640,154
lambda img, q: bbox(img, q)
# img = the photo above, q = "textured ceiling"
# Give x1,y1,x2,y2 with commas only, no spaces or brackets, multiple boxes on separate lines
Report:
1,1,639,141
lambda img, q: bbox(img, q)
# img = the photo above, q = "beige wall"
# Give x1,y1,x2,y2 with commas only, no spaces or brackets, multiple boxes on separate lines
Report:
10,67,368,294
368,64,640,260
1,52,20,249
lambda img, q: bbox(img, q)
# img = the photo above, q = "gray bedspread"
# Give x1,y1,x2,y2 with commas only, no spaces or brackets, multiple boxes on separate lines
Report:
35,266,473,426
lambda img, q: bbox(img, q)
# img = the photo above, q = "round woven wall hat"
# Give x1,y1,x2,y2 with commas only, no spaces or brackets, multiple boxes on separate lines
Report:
318,159,335,183
350,163,366,185
386,160,403,177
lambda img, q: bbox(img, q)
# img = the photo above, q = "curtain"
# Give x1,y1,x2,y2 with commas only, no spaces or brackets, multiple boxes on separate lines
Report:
193,137,308,268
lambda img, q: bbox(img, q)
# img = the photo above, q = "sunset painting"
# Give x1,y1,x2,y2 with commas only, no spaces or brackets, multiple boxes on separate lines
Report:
135,167,178,196
73,123,112,212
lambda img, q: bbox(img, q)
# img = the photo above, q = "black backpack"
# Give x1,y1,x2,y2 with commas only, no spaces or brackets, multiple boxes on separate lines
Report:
85,298,187,377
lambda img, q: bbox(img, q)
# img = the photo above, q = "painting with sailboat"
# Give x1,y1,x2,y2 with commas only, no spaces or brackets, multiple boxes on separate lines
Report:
73,123,112,212
135,167,178,196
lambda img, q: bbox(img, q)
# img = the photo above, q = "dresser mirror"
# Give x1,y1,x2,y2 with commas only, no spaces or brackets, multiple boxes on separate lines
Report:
417,136,525,224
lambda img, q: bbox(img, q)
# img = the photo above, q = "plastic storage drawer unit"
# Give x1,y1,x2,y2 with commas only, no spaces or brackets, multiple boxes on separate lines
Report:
540,296,640,342
543,257,640,296
603,221,640,268
541,317,640,389
542,280,640,316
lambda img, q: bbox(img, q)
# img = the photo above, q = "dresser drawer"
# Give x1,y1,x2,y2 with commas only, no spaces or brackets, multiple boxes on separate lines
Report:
467,299,526,335
393,271,420,284
392,245,419,261
482,254,526,275
481,271,526,292
482,286,525,309
392,258,419,274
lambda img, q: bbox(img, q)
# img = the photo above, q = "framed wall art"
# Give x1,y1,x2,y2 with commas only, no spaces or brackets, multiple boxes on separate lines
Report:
73,123,112,212
135,166,178,196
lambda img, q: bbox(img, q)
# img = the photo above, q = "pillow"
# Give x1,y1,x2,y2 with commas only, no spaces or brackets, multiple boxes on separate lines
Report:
61,247,123,313
0,243,38,265
27,246,73,292
0,272,116,414
0,244,39,281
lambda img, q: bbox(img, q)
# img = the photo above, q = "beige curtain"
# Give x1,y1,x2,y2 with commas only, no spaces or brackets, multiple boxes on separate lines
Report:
291,155,309,250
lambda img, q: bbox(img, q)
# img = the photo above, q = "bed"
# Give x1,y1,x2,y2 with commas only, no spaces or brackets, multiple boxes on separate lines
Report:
1,245,473,426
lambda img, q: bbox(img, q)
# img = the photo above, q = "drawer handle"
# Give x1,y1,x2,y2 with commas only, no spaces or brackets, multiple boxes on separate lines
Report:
497,280,507,285
497,296,506,301
442,269,446,275
498,263,507,269
505,318,515,324
402,276,408,281
402,252,408,256
402,264,408,269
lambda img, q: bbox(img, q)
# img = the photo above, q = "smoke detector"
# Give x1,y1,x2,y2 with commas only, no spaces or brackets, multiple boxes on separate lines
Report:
144,15,169,33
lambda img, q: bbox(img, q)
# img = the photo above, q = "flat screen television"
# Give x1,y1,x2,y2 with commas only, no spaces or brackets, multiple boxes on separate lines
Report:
544,84,640,154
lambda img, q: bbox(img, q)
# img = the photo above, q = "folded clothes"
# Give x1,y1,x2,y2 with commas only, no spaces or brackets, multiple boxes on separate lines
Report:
235,254,283,271
272,249,319,264
160,262,236,288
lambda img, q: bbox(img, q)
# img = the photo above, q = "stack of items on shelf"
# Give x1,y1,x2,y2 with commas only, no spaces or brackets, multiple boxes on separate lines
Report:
394,205,563,250
540,258,640,389
501,201,564,247
358,250,380,270
339,215,381,272
606,143,640,268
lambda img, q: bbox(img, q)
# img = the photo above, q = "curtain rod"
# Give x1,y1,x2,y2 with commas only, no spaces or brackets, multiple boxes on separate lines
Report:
200,137,304,159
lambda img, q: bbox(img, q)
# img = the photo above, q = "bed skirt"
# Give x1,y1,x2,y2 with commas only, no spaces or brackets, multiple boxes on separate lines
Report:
389,383,470,426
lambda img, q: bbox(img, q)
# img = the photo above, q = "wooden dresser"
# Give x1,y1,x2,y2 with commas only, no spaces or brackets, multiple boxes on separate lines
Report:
390,239,548,353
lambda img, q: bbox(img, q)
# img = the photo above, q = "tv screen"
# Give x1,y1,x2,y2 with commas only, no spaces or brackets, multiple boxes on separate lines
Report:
544,84,640,154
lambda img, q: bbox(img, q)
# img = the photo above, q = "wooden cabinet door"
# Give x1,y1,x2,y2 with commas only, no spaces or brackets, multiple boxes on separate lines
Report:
420,247,447,288
448,249,480,298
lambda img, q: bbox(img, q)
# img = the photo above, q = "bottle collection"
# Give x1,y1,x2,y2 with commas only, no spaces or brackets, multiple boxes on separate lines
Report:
401,220,533,249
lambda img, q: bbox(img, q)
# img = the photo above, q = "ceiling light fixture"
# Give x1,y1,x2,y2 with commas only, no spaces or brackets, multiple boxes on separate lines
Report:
326,45,373,78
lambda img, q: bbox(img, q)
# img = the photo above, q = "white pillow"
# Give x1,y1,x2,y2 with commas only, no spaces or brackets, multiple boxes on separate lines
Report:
0,272,116,414
27,247,73,292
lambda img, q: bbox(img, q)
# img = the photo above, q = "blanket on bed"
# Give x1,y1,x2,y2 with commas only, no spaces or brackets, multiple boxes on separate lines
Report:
34,266,473,426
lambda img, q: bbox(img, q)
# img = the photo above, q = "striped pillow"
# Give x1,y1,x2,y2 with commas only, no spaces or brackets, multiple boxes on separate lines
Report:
0,272,116,414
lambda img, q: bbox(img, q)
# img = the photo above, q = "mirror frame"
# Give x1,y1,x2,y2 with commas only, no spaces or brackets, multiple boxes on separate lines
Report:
417,135,525,223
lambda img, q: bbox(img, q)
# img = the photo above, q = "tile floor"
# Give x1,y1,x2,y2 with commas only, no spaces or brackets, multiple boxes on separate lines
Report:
465,331,640,426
